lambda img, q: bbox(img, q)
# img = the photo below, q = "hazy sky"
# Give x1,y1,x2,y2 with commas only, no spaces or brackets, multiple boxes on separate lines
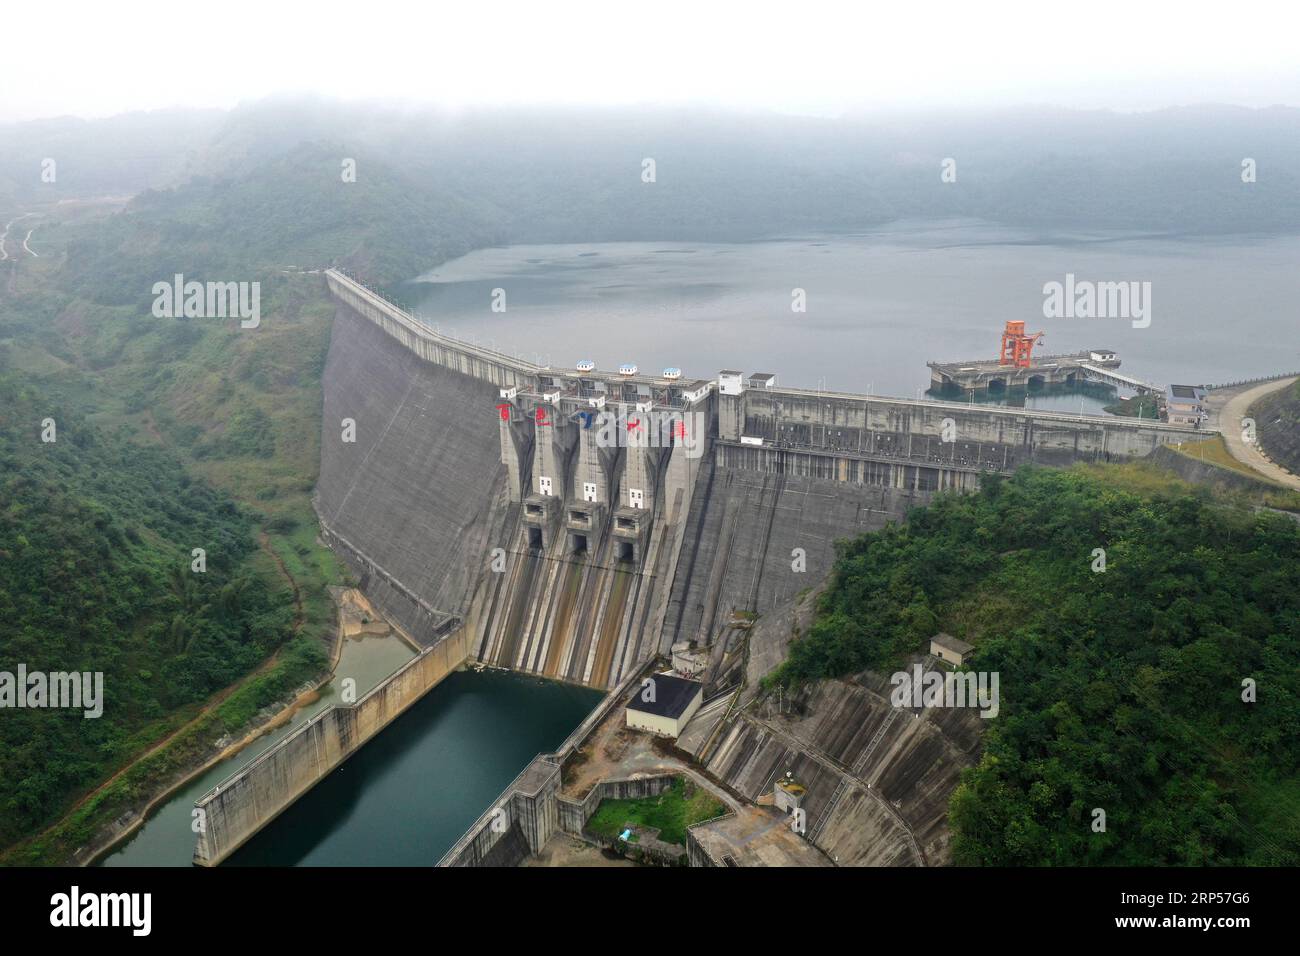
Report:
6,0,1299,122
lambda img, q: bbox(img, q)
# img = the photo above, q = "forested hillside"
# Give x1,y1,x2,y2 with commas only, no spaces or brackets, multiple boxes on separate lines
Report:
770,466,1300,865
0,376,326,849
48,143,507,300
0,175,346,864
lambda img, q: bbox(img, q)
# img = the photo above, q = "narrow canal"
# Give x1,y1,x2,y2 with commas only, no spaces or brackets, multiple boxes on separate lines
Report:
100,632,600,866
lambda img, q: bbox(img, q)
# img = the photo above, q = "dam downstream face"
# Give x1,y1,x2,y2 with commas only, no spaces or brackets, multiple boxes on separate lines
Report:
224,670,600,866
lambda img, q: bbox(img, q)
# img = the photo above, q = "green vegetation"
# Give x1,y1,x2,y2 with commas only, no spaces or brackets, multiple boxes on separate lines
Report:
0,180,349,863
1173,435,1266,478
1166,436,1300,511
44,143,504,300
0,635,325,866
1103,392,1160,420
769,465,1300,865
0,377,328,853
585,778,726,845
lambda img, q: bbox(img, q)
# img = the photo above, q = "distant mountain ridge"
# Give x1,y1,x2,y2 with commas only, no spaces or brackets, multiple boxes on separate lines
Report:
5,100,1300,291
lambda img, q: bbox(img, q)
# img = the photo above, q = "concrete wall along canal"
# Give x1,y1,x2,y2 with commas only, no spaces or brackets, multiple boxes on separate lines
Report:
192,628,470,866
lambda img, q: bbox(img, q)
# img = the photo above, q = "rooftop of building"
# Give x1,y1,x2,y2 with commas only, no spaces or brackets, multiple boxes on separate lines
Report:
931,633,975,655
627,672,703,719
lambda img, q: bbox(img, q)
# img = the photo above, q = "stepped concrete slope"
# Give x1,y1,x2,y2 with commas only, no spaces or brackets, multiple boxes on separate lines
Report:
692,662,983,866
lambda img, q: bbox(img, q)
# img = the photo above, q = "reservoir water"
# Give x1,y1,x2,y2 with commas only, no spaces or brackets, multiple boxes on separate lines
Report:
404,221,1300,415
100,634,599,866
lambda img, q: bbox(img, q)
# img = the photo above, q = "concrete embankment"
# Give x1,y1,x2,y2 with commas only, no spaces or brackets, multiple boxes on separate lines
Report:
696,667,983,866
192,628,469,866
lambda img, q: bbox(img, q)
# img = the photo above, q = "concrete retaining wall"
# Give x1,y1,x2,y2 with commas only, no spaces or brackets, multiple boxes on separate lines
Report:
686,824,717,867
556,773,679,835
1147,444,1283,494
440,758,565,867
192,628,469,866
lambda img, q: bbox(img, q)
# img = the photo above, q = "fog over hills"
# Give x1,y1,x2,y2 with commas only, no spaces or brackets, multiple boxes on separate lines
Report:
4,100,1299,295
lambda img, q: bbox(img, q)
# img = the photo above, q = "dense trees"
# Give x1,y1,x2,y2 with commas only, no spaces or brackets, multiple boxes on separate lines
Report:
771,467,1300,865
0,378,301,847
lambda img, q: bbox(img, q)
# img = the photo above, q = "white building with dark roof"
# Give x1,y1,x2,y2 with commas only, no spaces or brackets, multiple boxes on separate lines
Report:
1165,384,1207,426
930,633,975,666
626,673,704,738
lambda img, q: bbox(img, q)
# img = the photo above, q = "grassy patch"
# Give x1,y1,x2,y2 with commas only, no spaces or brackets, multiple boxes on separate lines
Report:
1103,393,1161,419
585,778,725,845
1173,435,1269,478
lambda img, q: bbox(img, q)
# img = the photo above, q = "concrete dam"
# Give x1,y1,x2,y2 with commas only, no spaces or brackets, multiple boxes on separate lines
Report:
192,269,1207,864
315,269,1204,672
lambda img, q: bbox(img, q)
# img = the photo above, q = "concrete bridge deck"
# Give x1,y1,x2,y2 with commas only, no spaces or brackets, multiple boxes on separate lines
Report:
1077,363,1161,395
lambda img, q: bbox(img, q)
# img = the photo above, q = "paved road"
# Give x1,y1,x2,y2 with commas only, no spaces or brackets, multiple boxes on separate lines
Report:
1204,376,1300,491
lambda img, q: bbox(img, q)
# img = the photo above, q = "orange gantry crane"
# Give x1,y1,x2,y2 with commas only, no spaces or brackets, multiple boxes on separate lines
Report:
998,320,1044,368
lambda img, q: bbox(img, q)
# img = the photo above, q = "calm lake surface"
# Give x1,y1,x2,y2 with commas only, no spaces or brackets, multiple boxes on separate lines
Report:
405,220,1300,415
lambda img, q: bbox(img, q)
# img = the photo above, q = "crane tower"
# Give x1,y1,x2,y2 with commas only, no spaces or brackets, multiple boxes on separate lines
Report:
999,320,1044,368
